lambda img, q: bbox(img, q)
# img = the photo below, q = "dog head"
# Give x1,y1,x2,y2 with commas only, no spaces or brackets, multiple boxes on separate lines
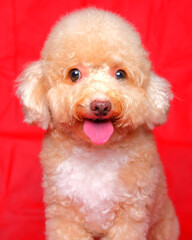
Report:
16,8,173,144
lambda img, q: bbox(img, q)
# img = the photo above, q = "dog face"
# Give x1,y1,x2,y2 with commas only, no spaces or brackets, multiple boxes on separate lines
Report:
16,8,173,144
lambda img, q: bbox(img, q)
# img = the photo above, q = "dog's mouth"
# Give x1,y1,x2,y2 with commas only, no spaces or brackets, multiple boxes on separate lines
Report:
83,118,114,145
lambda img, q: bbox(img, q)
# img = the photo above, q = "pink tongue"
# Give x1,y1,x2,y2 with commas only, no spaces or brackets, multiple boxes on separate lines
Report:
83,120,114,145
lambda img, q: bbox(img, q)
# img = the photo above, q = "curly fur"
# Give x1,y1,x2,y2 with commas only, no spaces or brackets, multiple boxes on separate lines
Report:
16,8,179,240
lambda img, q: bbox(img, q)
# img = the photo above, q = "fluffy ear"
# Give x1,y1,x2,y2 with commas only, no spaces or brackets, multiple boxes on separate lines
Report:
146,72,173,129
16,61,50,129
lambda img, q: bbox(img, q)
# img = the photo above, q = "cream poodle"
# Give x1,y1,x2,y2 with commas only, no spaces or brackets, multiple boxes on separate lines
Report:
16,8,179,240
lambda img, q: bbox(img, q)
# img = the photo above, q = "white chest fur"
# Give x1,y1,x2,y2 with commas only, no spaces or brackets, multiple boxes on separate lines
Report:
53,146,130,230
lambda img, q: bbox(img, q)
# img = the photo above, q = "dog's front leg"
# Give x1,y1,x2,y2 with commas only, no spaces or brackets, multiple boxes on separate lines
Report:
45,217,93,240
104,205,149,240
44,204,93,240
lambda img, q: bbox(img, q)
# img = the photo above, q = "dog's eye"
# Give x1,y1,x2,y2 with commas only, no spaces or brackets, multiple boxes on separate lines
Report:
69,69,81,82
115,70,126,80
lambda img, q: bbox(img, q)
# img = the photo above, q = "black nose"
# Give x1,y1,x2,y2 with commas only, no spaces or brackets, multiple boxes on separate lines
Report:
90,100,112,117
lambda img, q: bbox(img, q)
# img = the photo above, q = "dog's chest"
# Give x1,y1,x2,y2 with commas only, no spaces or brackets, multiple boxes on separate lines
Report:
54,146,130,230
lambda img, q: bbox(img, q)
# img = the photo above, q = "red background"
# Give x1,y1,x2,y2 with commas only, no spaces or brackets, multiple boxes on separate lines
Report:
0,0,191,239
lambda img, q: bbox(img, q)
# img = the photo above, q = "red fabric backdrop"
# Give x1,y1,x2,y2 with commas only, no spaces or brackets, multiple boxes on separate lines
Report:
0,0,191,239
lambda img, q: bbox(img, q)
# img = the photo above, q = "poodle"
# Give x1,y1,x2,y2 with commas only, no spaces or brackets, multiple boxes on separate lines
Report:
16,8,179,240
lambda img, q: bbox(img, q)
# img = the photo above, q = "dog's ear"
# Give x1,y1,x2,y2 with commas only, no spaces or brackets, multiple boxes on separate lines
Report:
16,61,50,129
146,72,173,129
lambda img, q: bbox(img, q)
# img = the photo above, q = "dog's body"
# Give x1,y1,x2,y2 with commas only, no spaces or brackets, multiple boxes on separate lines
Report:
17,8,179,240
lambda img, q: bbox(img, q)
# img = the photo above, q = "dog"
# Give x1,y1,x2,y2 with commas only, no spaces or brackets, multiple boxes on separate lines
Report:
16,8,179,240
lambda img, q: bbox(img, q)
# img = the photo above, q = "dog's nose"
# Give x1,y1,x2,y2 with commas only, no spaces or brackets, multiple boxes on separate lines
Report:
90,100,112,117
